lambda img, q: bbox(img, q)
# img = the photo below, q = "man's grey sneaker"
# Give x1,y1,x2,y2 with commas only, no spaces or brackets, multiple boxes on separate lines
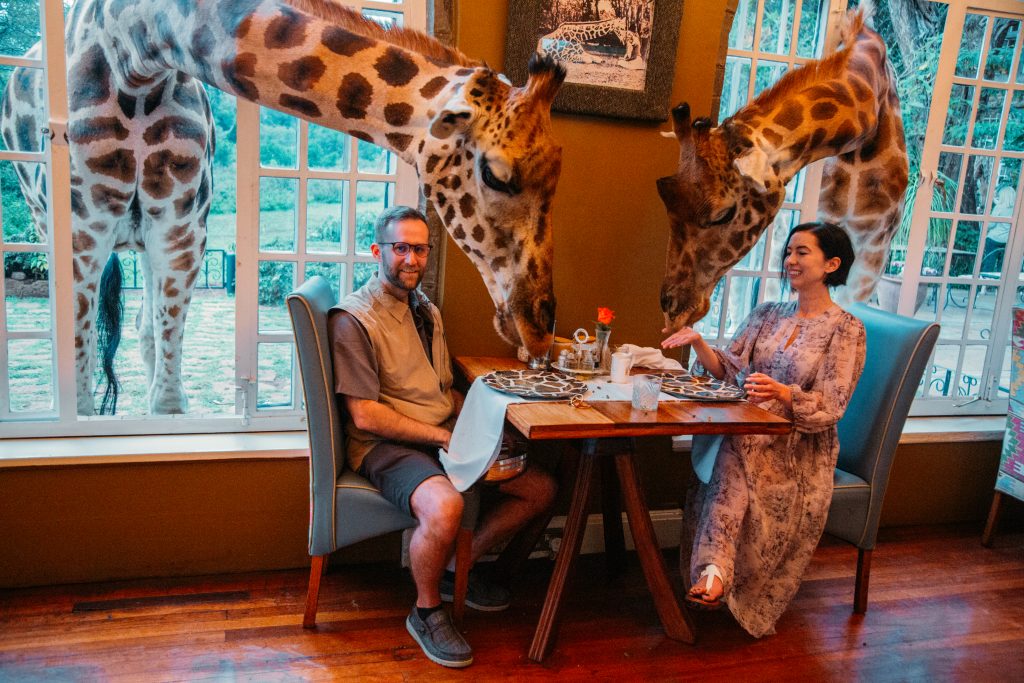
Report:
405,607,473,668
439,571,511,612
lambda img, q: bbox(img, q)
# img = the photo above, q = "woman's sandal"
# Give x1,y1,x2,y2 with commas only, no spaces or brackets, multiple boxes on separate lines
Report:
685,564,724,611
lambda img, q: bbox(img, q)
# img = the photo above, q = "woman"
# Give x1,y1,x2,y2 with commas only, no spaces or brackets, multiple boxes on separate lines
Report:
662,221,866,637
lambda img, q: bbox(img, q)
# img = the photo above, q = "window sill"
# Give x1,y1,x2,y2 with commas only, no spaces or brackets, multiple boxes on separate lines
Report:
0,431,309,468
0,415,1007,469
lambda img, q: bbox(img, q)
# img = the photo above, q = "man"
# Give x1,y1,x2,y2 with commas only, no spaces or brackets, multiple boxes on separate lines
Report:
328,206,556,668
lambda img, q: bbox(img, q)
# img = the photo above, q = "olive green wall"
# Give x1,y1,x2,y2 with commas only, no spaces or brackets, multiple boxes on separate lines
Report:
440,1,728,358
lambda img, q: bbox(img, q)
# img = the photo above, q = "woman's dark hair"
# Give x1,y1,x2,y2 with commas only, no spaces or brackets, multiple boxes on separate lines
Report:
780,221,855,287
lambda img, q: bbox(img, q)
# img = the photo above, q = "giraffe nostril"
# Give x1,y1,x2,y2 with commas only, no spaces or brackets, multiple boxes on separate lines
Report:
660,288,674,314
537,297,556,333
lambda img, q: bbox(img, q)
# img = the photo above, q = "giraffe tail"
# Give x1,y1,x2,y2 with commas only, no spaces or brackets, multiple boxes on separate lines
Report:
97,254,123,415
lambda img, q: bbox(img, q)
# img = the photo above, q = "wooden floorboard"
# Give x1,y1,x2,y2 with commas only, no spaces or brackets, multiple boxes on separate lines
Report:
1,524,1022,681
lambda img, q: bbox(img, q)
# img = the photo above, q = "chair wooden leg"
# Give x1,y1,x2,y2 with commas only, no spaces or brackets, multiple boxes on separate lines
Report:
452,528,473,626
982,491,1004,548
854,548,871,615
303,555,328,628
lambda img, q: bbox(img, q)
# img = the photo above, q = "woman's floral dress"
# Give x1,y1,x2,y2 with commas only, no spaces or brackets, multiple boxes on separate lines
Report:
682,301,866,637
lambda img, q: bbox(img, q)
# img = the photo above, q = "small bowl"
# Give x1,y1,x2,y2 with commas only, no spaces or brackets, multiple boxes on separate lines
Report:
484,453,527,482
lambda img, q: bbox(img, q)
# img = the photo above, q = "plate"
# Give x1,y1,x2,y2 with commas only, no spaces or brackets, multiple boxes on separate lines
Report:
655,371,746,401
551,361,604,378
482,369,587,399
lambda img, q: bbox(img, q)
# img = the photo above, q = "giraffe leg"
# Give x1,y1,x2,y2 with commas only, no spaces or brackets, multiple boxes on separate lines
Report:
72,244,115,416
136,255,157,391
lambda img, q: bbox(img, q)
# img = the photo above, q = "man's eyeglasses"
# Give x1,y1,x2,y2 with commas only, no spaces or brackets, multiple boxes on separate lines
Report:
380,242,432,258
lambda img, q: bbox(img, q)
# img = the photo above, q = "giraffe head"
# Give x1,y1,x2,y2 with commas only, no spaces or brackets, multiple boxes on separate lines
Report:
656,103,786,331
421,54,565,357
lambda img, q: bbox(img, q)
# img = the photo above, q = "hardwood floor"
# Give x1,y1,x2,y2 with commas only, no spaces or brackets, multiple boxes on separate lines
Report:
1,524,1022,681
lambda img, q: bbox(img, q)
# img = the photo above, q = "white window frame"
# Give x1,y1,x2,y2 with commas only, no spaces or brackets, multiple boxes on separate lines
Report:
0,0,426,438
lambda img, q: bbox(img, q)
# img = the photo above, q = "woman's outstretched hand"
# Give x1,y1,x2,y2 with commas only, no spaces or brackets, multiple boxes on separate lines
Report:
661,326,703,349
742,372,792,406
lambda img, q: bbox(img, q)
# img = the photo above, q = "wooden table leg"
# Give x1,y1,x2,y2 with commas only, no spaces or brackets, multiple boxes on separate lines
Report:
614,449,695,644
600,451,626,577
528,439,597,663
982,491,1004,548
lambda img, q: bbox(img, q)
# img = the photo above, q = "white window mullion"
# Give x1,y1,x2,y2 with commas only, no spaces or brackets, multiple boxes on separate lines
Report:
235,98,261,420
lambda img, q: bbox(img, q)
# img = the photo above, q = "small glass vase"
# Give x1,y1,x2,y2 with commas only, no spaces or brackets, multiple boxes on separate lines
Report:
595,327,611,372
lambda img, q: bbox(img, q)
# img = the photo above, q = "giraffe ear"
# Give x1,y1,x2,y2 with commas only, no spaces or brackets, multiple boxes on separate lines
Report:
733,147,771,195
429,101,475,140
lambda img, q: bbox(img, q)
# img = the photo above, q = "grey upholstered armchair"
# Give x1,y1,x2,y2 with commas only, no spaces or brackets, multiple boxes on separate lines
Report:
826,302,940,614
287,276,474,627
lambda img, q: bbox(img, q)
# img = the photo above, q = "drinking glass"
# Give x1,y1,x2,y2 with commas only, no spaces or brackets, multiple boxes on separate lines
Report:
631,374,662,411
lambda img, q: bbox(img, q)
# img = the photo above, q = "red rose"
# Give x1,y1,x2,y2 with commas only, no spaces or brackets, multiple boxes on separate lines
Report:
597,307,614,326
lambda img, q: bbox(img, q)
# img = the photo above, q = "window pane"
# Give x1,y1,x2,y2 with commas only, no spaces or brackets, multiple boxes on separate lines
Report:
362,9,403,28
1006,92,1024,151
926,345,959,397
258,260,294,332
0,66,44,151
758,0,794,55
967,285,997,340
357,139,396,175
990,158,1021,216
8,338,51,412
950,221,980,277
725,276,760,336
981,222,1008,273
983,18,1019,82
754,60,787,97
2,159,44,243
959,155,993,214
955,14,988,79
204,85,237,255
305,261,343,295
0,2,41,59
257,342,293,409
959,345,987,397
259,177,297,252
259,108,298,169
4,251,48,330
970,87,1005,149
729,0,758,50
767,210,799,271
352,262,376,292
182,289,235,415
795,0,826,58
784,168,805,203
694,279,724,339
308,125,351,172
933,152,962,212
719,56,751,120
996,344,1011,398
307,179,347,254
355,181,394,253
921,218,951,275
941,284,971,337
942,85,974,147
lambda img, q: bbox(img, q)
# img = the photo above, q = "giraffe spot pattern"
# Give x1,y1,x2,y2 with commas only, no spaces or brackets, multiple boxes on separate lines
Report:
459,193,476,219
452,225,465,240
385,132,412,152
174,189,197,218
222,52,260,101
280,94,322,118
169,251,195,272
336,72,372,119
76,293,89,320
419,76,449,99
117,91,136,119
265,7,309,49
142,151,200,199
70,189,87,219
90,185,132,216
69,116,130,144
142,116,208,145
68,45,109,111
374,47,419,87
85,148,136,183
218,0,263,37
349,129,373,143
384,102,414,127
321,26,374,57
171,79,204,111
471,225,485,242
772,101,802,130
279,56,325,91
810,101,838,120
73,230,96,252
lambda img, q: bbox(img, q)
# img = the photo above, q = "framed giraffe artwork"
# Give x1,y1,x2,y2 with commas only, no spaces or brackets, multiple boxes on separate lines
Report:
504,0,683,121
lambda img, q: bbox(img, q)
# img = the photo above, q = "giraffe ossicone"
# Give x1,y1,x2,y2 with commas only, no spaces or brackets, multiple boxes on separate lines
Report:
657,7,909,331
1,0,566,415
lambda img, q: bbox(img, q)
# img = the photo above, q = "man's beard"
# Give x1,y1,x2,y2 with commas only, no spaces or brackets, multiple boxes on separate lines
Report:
382,262,423,292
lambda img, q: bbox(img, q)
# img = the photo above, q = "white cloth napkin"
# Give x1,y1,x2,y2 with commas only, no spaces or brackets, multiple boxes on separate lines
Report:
440,377,522,492
616,344,684,370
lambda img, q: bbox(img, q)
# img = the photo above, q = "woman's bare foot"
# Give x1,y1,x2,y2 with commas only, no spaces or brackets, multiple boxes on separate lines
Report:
686,565,724,609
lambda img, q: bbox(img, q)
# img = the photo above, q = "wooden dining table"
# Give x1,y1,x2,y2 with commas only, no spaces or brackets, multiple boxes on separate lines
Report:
455,356,792,662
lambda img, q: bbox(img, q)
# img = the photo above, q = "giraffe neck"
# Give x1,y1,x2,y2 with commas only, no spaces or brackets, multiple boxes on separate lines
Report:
87,0,478,165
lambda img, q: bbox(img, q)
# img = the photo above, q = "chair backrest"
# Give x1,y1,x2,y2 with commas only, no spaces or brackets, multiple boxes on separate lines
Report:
287,276,345,556
835,303,940,544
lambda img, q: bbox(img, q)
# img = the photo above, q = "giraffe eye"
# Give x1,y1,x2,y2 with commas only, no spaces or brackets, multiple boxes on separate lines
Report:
707,205,737,226
481,160,519,195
